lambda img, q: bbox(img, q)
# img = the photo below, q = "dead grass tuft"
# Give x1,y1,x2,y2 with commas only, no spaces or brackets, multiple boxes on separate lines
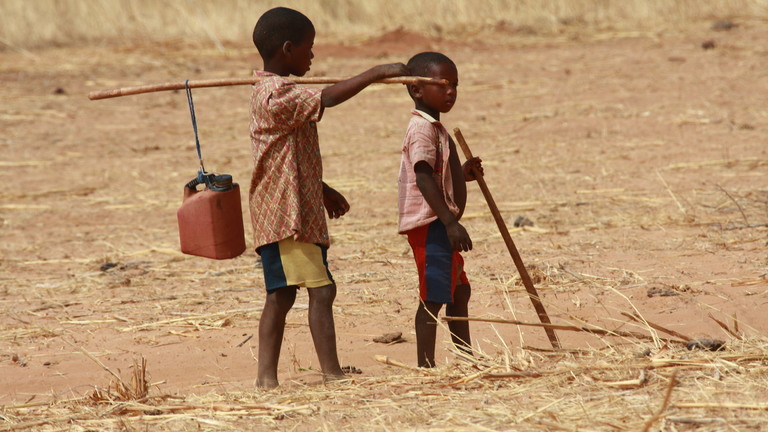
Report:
88,357,149,404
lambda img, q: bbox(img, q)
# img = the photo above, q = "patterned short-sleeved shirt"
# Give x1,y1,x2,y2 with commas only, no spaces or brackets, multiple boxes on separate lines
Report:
398,110,459,234
249,71,329,249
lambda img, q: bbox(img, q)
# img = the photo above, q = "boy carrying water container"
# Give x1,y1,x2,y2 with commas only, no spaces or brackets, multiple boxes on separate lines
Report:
249,7,409,388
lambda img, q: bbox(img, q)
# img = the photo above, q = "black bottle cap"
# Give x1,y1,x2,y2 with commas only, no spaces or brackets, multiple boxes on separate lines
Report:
210,174,234,191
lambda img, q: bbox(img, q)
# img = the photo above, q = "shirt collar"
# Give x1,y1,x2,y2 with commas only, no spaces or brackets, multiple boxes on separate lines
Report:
412,109,440,124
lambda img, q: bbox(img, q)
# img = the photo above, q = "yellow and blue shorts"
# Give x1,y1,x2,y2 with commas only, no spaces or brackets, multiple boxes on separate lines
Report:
258,237,334,292
406,219,470,304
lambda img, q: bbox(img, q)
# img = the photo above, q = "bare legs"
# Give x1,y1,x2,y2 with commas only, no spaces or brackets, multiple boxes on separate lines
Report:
446,284,472,357
415,284,472,368
415,300,442,367
257,286,297,389
308,284,345,379
257,284,344,389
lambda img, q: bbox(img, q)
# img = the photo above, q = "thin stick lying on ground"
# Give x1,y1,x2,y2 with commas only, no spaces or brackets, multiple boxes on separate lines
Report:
484,370,543,379
708,313,743,340
120,307,263,332
716,183,749,225
453,128,561,349
442,316,687,345
235,334,254,348
673,402,768,410
655,169,689,219
374,355,429,373
88,75,446,100
621,312,692,341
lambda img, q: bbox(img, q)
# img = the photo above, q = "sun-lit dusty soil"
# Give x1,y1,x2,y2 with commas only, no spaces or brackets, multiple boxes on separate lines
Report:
1,22,767,430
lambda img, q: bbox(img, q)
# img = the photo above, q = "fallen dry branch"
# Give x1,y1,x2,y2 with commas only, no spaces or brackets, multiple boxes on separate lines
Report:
621,311,692,341
672,402,768,411
448,366,501,385
665,157,768,170
708,313,744,340
120,307,262,332
600,370,648,389
656,169,690,219
235,334,253,348
442,316,687,345
374,355,425,373
716,183,750,225
116,401,315,415
648,357,739,368
482,370,543,379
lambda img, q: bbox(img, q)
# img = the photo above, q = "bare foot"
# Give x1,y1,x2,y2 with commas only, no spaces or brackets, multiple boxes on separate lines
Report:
256,378,279,389
322,372,349,385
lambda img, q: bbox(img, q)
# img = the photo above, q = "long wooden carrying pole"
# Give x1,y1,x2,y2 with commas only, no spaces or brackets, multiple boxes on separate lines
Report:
88,75,443,100
453,128,561,349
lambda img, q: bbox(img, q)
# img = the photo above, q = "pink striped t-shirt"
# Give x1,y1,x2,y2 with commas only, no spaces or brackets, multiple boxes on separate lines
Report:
398,110,459,234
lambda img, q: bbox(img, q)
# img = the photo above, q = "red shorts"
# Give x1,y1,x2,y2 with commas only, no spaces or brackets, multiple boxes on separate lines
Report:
406,219,470,304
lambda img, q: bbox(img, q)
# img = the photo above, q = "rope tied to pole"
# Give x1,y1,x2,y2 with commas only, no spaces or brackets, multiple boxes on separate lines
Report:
184,80,207,183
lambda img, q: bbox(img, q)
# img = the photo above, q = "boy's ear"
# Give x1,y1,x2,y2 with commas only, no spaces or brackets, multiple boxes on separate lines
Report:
408,83,422,99
281,41,293,57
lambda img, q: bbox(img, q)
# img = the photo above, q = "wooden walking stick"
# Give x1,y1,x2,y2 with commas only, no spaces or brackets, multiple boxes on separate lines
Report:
453,128,561,349
88,75,446,100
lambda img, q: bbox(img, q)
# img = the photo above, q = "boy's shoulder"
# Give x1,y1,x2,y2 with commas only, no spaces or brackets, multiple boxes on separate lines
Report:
253,71,312,91
409,109,440,125
251,71,321,103
253,70,289,88
405,110,444,140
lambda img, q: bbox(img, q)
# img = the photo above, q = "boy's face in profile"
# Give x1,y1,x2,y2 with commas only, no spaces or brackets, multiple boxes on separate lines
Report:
413,62,458,118
287,28,316,77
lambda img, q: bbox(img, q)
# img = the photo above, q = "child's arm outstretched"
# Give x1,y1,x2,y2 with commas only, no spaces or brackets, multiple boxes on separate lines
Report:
321,63,410,108
414,161,473,252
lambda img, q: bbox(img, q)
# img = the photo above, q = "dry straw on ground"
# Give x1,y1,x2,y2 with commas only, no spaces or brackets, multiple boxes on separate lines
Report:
2,1,768,431
3,254,768,429
3,328,768,430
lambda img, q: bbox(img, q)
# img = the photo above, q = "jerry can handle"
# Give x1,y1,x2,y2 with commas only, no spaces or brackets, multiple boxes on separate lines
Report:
183,177,203,200
185,177,202,190
185,172,215,191
183,173,233,200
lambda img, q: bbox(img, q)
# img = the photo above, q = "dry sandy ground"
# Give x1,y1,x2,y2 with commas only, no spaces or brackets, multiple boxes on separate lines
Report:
1,21,767,430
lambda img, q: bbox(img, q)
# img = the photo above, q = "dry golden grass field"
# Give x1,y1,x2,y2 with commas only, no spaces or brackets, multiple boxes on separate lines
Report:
1,1,768,431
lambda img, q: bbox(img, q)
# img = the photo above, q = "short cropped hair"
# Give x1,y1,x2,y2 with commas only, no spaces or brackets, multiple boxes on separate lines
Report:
253,7,314,60
406,52,455,78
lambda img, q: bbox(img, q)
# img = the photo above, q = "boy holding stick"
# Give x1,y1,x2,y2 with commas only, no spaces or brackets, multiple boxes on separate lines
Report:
399,52,482,367
249,7,409,388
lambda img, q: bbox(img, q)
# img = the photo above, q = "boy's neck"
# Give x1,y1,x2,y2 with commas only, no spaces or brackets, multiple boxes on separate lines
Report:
414,103,440,121
262,59,291,77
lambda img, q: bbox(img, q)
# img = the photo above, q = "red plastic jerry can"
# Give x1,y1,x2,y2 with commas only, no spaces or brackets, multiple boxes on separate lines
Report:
177,174,246,259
